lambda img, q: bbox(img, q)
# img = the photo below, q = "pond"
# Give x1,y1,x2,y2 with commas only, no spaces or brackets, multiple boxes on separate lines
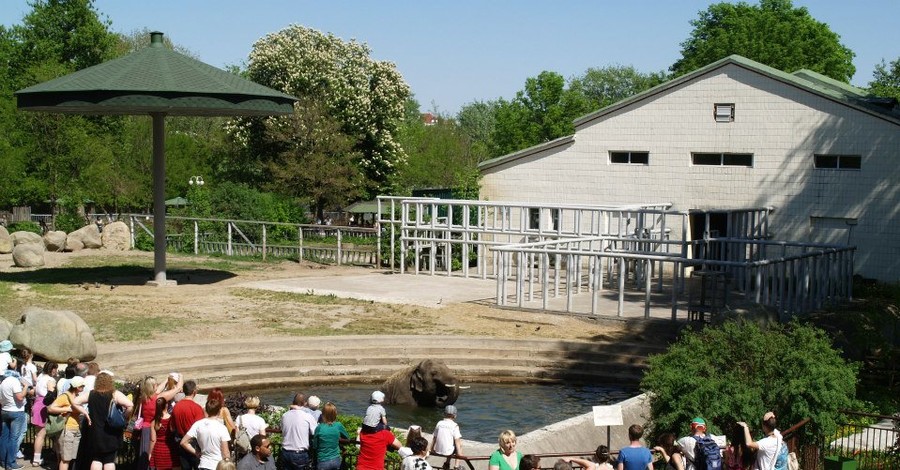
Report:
255,382,636,443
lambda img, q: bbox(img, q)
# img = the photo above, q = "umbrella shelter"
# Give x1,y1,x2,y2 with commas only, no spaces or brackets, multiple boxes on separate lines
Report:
16,32,296,286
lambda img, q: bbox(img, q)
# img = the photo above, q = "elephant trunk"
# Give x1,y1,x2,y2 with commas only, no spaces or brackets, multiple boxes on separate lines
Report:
434,381,460,406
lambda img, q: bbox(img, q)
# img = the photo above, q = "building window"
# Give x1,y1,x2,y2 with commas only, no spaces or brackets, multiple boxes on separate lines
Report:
528,208,540,230
714,103,735,122
814,154,861,170
609,151,649,165
692,152,753,167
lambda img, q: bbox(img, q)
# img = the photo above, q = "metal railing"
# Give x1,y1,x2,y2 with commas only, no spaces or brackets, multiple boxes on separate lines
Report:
827,411,900,470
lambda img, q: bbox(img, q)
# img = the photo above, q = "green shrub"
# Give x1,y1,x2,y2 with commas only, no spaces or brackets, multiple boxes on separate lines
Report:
55,211,86,233
134,232,153,251
6,221,42,234
641,320,859,441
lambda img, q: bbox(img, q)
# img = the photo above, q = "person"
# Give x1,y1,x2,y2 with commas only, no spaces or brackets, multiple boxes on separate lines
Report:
237,435,275,470
138,374,184,470
279,393,318,470
235,397,267,439
488,430,521,470
1,359,31,470
149,397,178,470
616,424,652,470
172,380,205,470
401,436,431,470
304,396,322,423
362,391,387,433
80,363,101,398
31,361,58,467
563,445,613,470
356,425,401,470
519,455,541,470
554,460,573,470
398,426,423,459
216,461,235,470
207,389,236,437
311,402,348,470
0,341,14,370
82,372,133,470
17,349,37,388
724,423,754,470
653,433,685,470
738,412,783,470
180,398,231,470
48,376,89,470
677,418,708,470
428,405,463,470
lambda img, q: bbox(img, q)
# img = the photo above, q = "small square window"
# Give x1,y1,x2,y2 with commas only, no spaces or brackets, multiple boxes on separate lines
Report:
692,152,753,167
814,154,861,170
714,103,735,122
609,151,649,165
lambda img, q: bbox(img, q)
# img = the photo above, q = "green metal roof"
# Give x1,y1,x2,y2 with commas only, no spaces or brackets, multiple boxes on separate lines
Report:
345,200,391,214
15,32,296,116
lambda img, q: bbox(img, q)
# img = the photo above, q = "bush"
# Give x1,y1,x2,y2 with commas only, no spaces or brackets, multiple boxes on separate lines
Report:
6,220,42,234
55,211,86,233
641,320,859,441
134,232,153,251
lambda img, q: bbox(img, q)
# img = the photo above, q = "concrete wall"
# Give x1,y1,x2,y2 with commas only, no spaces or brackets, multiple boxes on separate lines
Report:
481,63,900,281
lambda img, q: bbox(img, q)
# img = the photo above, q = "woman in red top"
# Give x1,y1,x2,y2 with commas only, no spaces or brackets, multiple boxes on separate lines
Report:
356,429,401,470
149,397,178,470
137,375,183,470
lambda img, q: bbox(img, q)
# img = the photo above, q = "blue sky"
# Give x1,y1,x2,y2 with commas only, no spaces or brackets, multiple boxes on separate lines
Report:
3,0,898,115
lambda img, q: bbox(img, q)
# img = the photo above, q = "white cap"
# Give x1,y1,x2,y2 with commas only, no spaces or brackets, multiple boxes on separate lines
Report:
371,390,385,403
307,396,321,409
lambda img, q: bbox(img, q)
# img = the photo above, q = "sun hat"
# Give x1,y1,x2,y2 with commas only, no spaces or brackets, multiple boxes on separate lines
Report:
308,395,321,408
69,376,86,389
691,417,707,431
0,340,12,353
444,405,458,416
371,390,385,403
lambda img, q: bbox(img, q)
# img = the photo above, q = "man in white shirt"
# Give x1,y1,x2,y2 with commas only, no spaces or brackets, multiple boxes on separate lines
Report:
1,360,31,470
739,412,782,470
280,393,318,470
181,397,231,470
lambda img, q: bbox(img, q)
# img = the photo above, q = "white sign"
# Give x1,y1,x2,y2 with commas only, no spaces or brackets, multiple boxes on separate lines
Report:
592,405,623,427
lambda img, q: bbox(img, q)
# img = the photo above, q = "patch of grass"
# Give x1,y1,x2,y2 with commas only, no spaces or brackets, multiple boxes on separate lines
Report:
97,316,188,342
232,288,374,306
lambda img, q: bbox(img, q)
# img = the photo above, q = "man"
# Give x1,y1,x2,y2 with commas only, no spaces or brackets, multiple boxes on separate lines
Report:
739,412,784,470
172,380,205,470
180,397,230,470
616,424,653,470
237,434,276,470
678,417,707,470
280,393,318,470
429,405,463,470
0,359,31,470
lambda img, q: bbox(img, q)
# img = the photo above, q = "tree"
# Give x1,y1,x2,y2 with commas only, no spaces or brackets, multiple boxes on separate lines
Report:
641,321,858,440
671,0,855,82
395,114,482,195
243,25,411,196
869,58,900,102
456,100,498,160
569,65,667,110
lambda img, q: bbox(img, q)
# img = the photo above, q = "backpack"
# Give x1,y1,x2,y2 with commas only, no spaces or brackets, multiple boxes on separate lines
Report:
693,435,723,470
233,416,251,455
773,442,789,470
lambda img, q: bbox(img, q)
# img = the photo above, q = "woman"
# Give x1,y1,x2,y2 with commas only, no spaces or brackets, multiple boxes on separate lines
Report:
312,402,349,470
30,361,57,467
149,397,179,470
137,375,183,470
652,434,684,470
356,423,401,470
724,423,754,470
206,389,235,436
488,430,521,470
48,376,89,470
83,372,134,470
234,396,266,439
564,445,614,470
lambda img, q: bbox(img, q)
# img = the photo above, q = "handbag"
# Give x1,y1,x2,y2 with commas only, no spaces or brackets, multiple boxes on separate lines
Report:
107,395,127,430
233,415,251,455
45,393,71,439
123,401,142,441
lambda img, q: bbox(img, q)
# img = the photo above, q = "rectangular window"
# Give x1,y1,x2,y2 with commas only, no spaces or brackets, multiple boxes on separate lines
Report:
609,151,649,165
714,103,735,122
528,208,540,230
814,154,861,170
692,152,753,167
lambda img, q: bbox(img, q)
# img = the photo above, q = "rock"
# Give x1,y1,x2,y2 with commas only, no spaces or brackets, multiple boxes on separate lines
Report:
12,243,45,267
711,302,781,327
0,226,10,254
101,221,130,251
43,231,68,252
66,224,102,251
0,318,12,340
10,231,42,246
9,307,96,362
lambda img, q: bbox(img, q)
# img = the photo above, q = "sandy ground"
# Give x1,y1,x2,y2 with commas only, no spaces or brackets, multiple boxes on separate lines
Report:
0,250,664,355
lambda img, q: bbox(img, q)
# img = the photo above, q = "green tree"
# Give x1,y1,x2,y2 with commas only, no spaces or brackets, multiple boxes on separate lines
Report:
569,65,667,110
671,0,855,82
241,25,411,196
868,58,900,102
641,321,858,440
395,114,482,195
456,100,498,160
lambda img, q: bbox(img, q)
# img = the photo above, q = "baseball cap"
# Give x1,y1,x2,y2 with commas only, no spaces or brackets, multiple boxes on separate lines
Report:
0,340,12,353
308,396,321,408
70,376,86,389
444,405,458,416
691,417,707,430
371,391,385,403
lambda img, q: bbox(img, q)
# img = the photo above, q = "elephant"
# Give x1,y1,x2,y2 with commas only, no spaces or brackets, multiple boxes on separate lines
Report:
381,359,460,407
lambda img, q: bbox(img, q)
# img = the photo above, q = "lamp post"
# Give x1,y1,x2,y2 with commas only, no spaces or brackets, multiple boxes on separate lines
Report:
188,175,204,187
187,175,205,255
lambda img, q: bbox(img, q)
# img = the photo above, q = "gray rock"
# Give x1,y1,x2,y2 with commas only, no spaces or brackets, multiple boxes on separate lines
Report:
101,221,130,251
66,224,102,251
11,231,42,246
12,243,45,267
9,307,96,362
0,226,10,254
43,231,68,252
0,318,12,340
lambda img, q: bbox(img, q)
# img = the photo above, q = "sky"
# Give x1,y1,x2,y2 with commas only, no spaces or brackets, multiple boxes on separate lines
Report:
2,0,898,115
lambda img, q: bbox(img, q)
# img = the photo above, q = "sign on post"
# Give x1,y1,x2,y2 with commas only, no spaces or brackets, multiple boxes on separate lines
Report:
592,405,624,450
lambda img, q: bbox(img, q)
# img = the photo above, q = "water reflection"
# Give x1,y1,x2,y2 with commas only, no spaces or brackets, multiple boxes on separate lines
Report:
255,382,635,443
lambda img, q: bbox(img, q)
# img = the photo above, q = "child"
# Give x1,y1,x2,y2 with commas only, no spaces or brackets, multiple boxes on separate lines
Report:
402,436,432,470
429,405,463,470
564,445,614,470
362,390,388,432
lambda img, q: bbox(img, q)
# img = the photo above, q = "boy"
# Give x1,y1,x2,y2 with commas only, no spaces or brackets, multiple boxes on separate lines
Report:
362,391,388,432
617,424,653,470
429,405,463,470
402,436,432,470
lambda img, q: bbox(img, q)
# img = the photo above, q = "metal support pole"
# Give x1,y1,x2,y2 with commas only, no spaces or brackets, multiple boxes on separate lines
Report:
617,257,626,317
337,229,342,266
227,222,233,256
298,226,304,263
193,220,199,254
150,112,170,285
262,224,267,261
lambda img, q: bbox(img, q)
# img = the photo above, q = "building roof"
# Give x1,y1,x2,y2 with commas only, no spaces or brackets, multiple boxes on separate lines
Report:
477,134,575,171
574,55,900,129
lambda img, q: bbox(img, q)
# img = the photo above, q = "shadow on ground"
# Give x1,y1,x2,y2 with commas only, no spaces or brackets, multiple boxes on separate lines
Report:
0,265,236,286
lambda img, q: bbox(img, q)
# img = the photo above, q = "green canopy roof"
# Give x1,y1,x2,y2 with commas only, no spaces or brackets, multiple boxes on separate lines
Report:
165,196,189,207
345,200,392,214
15,32,295,116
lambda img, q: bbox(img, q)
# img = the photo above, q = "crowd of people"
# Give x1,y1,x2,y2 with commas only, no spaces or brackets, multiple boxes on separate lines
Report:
0,343,792,470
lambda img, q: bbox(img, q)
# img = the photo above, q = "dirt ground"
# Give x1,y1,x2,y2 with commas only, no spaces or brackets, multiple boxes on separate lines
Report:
0,250,664,353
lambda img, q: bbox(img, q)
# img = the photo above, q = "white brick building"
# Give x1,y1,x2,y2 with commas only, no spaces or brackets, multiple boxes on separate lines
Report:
479,55,900,282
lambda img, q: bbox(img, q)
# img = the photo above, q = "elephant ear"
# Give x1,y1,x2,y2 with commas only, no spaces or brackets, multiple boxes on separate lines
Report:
411,366,425,392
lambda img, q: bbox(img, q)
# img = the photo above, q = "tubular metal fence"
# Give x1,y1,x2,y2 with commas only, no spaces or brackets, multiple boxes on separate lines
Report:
827,411,900,470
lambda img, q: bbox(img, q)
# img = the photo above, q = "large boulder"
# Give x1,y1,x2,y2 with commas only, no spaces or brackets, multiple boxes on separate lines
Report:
11,231,42,246
101,221,130,251
43,230,68,252
0,318,12,340
12,243,45,267
0,226,10,254
66,224,102,251
9,307,96,362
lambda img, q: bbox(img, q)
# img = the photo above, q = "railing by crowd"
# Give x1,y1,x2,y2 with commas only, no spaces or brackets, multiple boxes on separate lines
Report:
827,411,900,470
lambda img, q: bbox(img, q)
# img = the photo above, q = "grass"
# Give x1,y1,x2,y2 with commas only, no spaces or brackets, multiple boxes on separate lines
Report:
232,287,374,305
96,316,189,342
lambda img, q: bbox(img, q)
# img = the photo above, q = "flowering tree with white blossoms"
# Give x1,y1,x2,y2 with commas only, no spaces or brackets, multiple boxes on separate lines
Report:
245,25,411,195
